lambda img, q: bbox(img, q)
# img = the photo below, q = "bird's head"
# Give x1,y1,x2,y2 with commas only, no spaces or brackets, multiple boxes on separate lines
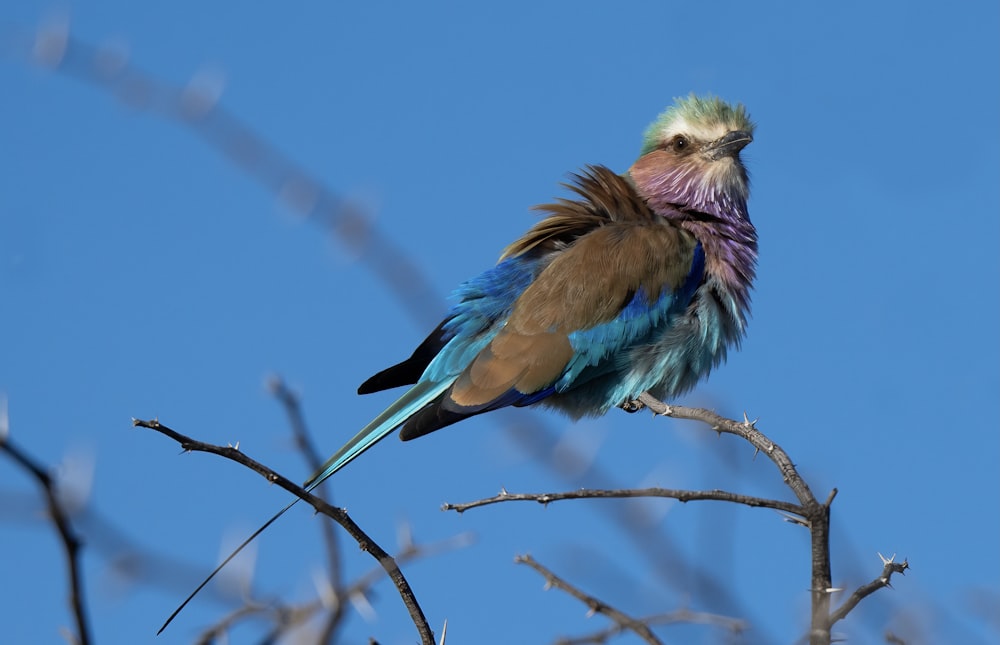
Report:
629,95,754,219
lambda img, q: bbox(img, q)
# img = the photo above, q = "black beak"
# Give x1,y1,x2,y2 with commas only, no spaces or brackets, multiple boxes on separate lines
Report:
705,130,753,160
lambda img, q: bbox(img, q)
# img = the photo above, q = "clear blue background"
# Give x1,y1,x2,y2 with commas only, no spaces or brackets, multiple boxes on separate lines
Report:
2,2,998,644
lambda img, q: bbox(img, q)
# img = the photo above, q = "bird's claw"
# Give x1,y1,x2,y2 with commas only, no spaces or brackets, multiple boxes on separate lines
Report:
620,399,645,413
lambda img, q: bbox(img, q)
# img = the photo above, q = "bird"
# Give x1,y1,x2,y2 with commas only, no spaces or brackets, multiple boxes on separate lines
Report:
160,94,756,631
306,93,756,487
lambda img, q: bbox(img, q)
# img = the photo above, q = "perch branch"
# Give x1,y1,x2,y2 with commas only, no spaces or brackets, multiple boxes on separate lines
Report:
443,486,804,516
634,394,838,645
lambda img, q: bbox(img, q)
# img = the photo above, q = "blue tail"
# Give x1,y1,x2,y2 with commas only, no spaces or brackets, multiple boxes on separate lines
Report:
304,379,454,489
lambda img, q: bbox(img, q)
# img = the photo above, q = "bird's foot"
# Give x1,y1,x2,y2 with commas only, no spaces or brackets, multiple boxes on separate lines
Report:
620,398,645,413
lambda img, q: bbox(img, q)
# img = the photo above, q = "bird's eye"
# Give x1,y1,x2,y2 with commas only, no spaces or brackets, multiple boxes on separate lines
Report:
671,136,689,152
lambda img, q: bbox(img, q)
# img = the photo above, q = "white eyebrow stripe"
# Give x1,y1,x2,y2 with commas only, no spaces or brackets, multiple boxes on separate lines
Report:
659,116,735,144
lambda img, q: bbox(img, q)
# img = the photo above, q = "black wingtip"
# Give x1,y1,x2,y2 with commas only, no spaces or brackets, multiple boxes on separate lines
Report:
398,399,471,441
358,321,451,395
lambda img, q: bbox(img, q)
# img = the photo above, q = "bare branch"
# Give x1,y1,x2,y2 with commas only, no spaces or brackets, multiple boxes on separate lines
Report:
555,607,746,645
0,434,93,645
829,554,909,625
636,395,821,509
132,417,436,645
516,554,663,645
443,486,804,516
635,394,840,645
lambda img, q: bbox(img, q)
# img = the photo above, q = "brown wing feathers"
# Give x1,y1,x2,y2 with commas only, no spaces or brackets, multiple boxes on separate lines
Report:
382,166,697,441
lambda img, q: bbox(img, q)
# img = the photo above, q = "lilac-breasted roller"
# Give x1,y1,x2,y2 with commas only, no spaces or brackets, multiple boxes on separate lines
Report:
306,94,756,487
161,95,756,630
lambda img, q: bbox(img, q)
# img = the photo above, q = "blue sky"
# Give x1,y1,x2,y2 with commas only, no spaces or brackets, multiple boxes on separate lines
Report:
2,2,998,644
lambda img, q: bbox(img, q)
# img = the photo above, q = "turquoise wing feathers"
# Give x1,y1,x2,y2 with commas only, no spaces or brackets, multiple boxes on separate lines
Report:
304,379,455,488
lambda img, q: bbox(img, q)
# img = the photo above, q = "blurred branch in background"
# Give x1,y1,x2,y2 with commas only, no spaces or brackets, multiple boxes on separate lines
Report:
515,553,746,645
0,398,92,645
267,375,345,642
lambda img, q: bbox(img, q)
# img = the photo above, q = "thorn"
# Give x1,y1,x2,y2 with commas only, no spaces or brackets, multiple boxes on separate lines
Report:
878,552,896,566
778,511,809,527
825,587,843,593
499,487,508,497
742,411,758,428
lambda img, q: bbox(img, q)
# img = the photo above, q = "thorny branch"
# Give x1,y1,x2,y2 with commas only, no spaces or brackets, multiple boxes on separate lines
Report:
634,394,840,645
0,433,93,645
132,417,436,645
449,394,901,645
829,553,909,626
516,554,663,645
443,486,803,516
